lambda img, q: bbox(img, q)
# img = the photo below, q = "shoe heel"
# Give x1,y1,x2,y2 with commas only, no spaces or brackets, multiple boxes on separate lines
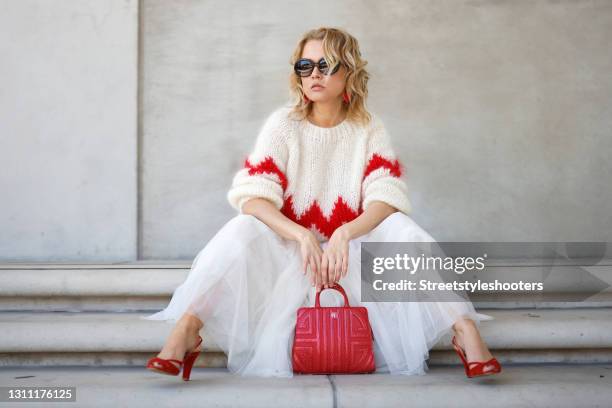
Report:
182,350,200,381
451,336,471,377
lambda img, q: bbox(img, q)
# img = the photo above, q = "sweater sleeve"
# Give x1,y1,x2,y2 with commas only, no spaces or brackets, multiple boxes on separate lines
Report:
361,115,412,215
227,108,290,213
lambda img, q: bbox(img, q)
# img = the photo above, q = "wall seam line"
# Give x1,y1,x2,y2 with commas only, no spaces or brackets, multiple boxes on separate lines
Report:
136,0,144,261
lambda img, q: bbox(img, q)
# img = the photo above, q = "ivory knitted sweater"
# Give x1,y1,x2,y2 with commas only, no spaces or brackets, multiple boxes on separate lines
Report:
227,105,412,242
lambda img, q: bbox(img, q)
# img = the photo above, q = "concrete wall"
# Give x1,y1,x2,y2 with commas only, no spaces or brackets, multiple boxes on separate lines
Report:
142,0,612,259
0,0,138,261
2,0,611,261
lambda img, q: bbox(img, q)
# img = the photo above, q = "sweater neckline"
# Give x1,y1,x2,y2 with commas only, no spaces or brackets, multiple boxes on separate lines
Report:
301,114,351,135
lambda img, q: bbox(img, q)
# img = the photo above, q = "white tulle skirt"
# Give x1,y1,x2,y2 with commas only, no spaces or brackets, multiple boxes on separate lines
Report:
140,211,493,377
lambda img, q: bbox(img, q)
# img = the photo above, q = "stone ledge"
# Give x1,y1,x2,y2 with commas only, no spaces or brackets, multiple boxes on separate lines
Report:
0,308,611,353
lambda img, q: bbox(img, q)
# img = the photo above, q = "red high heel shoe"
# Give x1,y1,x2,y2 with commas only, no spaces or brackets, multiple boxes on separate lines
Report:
451,335,501,378
146,335,203,381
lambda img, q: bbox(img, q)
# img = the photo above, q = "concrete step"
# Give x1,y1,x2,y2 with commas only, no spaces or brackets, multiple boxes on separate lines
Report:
1,261,611,311
1,308,611,367
0,365,610,408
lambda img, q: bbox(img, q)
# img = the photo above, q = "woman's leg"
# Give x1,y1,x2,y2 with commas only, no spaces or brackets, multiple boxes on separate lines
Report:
155,311,204,367
347,211,497,374
452,317,494,362
148,213,298,374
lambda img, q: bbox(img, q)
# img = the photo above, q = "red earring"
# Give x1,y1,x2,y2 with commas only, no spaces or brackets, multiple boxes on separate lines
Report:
343,91,351,104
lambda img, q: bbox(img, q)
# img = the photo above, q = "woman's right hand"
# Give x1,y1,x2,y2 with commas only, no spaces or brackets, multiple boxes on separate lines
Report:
296,228,323,289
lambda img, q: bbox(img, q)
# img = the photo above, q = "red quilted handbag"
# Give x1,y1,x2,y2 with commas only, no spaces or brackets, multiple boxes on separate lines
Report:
292,282,376,374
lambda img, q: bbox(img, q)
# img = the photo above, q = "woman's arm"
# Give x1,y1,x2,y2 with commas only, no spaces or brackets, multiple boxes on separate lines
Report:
316,201,398,290
242,197,307,242
338,201,398,241
242,197,323,285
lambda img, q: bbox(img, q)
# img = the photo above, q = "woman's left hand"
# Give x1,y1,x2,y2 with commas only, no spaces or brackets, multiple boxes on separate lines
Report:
318,225,351,290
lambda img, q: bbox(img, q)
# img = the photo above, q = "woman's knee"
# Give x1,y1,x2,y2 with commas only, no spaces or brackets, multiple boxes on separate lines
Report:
371,211,410,233
232,213,269,230
224,213,255,227
221,213,275,244
361,211,435,243
391,212,436,242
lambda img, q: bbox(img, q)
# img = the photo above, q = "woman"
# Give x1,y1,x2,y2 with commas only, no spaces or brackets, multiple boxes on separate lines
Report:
142,27,501,380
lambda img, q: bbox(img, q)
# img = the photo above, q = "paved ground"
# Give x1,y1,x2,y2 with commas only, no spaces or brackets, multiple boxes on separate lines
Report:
1,364,611,407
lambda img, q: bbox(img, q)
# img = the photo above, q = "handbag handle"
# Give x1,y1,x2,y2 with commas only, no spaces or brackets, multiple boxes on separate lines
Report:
315,283,350,308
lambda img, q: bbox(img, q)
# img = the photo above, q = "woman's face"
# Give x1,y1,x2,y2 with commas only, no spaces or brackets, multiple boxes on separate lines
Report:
299,40,347,105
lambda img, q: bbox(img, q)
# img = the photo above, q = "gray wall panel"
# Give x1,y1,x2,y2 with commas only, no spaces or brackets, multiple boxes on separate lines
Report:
0,0,138,261
142,0,612,259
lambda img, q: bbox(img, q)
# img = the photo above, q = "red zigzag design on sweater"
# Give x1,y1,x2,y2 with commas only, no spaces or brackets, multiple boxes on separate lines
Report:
244,154,402,239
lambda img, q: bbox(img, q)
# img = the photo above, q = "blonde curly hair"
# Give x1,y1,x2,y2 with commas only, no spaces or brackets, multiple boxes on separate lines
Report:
287,27,372,127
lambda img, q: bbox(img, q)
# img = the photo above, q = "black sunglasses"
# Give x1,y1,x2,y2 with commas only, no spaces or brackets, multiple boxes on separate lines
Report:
294,57,341,77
